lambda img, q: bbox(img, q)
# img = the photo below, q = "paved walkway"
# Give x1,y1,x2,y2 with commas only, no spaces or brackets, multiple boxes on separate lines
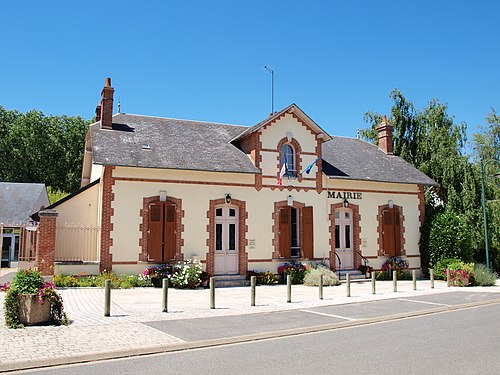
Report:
1,279,499,372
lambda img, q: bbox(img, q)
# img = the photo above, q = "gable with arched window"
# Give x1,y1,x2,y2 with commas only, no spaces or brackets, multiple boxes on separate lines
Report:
276,137,302,181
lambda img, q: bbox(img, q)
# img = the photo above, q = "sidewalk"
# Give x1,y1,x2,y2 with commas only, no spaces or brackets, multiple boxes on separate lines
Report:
1,279,499,372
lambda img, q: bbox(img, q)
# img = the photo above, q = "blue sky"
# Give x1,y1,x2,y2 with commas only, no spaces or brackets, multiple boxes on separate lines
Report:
1,1,498,145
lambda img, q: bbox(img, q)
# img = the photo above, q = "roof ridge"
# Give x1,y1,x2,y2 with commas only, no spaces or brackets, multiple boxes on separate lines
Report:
115,113,249,128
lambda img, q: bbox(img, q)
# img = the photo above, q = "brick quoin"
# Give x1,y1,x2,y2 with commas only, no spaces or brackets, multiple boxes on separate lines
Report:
100,166,115,272
37,210,58,276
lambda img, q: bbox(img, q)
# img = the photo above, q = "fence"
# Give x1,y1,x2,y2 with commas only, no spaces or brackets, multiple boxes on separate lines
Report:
55,224,100,262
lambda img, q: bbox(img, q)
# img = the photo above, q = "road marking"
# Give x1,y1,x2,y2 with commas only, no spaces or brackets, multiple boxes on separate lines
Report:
399,298,450,307
300,309,356,321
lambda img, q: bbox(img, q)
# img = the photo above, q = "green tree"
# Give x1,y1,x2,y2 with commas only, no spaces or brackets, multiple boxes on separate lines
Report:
361,89,478,272
0,105,89,194
473,109,500,267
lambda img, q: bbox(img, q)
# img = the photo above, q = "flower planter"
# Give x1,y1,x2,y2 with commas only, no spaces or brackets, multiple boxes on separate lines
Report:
18,294,51,326
151,277,163,288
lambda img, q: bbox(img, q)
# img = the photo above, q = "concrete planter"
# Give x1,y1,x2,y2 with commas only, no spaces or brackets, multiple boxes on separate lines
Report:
18,294,51,325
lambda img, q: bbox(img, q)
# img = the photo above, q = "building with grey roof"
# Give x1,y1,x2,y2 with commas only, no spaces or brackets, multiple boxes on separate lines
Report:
35,78,436,279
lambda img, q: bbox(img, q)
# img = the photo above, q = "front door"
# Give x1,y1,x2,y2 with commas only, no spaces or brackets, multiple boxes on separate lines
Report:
1,236,12,268
334,208,354,270
214,206,238,275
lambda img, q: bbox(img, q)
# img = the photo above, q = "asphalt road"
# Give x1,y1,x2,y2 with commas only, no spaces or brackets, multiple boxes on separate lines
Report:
18,293,500,375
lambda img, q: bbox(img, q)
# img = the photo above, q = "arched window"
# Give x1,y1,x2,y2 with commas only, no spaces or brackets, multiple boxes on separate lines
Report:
281,144,295,177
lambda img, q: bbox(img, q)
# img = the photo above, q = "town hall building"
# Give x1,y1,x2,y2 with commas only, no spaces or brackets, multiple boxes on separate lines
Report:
38,78,435,276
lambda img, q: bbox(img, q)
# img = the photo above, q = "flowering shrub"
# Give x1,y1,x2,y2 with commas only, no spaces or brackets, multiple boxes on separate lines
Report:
143,260,203,289
277,261,310,284
2,269,68,328
381,257,409,271
445,268,474,287
170,260,202,289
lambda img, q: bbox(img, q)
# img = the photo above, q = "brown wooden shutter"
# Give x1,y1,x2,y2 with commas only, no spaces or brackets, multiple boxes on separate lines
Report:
148,203,163,262
279,207,291,258
302,206,314,259
382,209,396,257
394,208,401,256
164,203,176,261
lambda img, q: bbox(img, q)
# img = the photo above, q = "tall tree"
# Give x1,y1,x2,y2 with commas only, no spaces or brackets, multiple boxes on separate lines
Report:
0,105,89,194
361,89,477,270
473,109,500,265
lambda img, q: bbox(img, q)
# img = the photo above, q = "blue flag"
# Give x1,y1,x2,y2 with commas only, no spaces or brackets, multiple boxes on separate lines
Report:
304,158,320,174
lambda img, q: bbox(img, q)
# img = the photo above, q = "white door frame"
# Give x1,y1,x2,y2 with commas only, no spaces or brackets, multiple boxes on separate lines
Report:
214,206,239,275
334,208,354,270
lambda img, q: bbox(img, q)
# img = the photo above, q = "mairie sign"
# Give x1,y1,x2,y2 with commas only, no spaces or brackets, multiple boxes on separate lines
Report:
327,191,362,200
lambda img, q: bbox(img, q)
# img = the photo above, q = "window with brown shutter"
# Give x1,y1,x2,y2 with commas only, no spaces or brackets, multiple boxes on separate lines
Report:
302,206,314,259
382,208,401,257
279,207,291,258
148,203,163,262
148,201,177,262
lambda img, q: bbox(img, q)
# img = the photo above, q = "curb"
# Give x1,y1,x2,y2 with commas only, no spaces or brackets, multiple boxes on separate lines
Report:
2,297,500,373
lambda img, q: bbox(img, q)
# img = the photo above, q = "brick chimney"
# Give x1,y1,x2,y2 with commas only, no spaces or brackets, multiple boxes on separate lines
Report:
376,115,393,155
99,77,114,130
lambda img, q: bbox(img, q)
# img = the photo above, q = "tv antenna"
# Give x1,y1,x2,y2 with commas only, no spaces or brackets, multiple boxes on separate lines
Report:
264,66,275,114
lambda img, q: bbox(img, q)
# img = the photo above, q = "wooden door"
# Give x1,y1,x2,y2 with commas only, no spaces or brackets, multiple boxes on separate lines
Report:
382,208,401,257
148,202,163,262
214,206,239,275
279,207,291,258
164,203,176,261
302,206,314,259
334,208,354,270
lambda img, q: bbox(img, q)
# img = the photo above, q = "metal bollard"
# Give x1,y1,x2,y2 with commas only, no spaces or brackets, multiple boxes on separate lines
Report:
210,277,215,309
446,268,450,287
162,278,169,313
104,279,111,317
319,274,323,300
251,276,256,306
287,275,292,303
346,273,351,297
393,270,397,292
371,272,376,295
430,269,434,289
412,270,417,291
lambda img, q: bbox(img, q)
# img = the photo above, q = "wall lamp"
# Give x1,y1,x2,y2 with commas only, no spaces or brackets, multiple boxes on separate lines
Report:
225,194,232,204
343,198,349,208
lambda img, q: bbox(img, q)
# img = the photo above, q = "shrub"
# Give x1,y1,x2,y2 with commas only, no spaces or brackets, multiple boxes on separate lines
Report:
472,264,498,286
277,261,310,284
303,266,339,286
170,260,202,289
53,274,79,288
434,258,465,280
3,269,68,328
257,271,279,285
428,210,471,266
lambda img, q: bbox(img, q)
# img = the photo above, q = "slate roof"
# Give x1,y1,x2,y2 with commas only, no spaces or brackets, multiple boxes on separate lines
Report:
0,182,49,226
89,111,435,186
322,136,437,185
90,114,260,174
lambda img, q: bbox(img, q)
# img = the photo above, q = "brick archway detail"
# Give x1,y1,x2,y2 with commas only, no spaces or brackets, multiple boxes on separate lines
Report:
206,198,248,276
328,202,361,271
139,195,184,262
276,137,303,182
